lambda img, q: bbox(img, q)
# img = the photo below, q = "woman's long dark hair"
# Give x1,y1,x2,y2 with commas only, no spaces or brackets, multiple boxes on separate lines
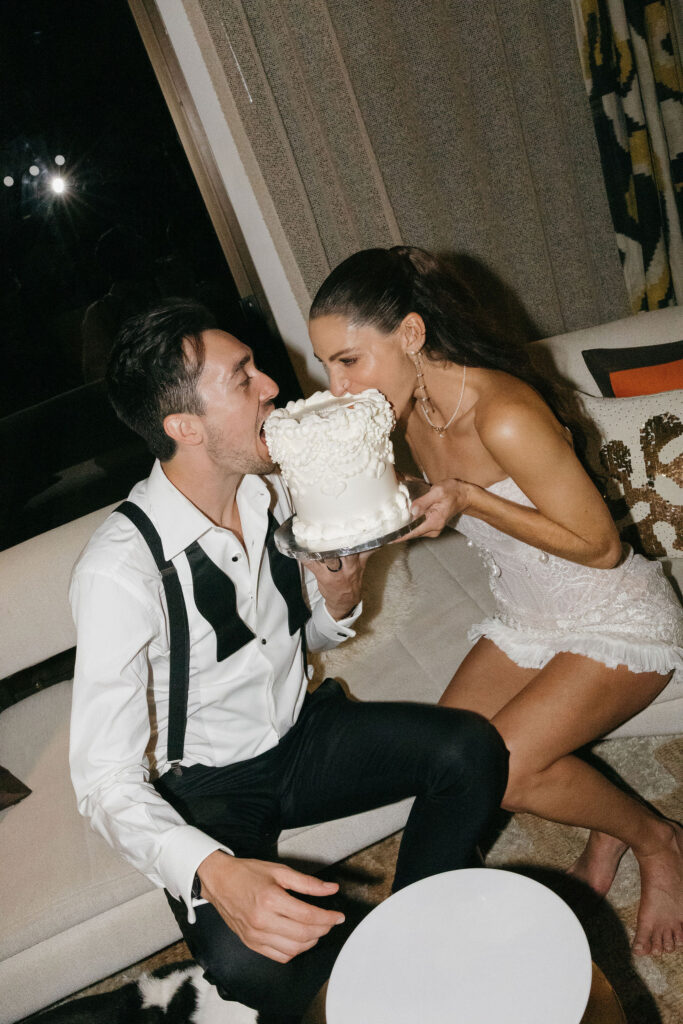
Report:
310,246,563,418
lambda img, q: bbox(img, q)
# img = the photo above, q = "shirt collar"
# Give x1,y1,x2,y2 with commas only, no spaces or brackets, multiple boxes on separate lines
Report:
145,460,272,561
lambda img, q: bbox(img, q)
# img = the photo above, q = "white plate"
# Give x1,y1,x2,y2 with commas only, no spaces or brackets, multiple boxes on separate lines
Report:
326,868,592,1024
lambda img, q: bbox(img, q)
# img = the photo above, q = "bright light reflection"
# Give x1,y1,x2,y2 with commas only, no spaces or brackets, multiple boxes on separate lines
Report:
29,164,39,176
3,176,14,187
55,154,65,166
51,176,66,194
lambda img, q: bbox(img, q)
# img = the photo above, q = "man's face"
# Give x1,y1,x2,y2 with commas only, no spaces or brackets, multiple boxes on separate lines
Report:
194,329,279,475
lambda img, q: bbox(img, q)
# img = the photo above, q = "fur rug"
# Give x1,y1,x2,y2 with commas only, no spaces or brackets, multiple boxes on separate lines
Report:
310,542,415,678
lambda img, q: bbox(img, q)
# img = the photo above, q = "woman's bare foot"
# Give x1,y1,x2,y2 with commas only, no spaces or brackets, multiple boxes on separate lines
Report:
567,830,628,897
632,821,683,957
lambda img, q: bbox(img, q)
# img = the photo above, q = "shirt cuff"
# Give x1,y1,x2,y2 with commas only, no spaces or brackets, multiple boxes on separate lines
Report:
320,599,362,639
157,824,233,924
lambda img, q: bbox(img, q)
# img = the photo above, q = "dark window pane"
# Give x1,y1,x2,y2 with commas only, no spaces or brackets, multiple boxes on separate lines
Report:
0,0,299,549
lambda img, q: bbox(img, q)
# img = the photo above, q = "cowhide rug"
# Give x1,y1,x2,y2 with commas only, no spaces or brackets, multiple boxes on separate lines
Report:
22,962,259,1024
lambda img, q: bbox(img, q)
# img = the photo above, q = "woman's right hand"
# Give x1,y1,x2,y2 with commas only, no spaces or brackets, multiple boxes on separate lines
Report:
402,479,473,539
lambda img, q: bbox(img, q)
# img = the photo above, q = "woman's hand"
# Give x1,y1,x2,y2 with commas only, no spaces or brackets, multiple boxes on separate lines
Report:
401,479,473,539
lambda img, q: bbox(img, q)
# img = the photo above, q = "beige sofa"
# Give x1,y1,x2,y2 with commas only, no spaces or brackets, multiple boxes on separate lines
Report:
1,308,681,1022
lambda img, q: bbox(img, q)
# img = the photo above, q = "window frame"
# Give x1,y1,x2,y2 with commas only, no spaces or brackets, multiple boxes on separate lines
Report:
127,0,275,331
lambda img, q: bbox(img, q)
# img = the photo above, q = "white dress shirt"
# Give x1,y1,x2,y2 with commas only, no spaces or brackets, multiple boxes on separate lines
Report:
69,461,360,921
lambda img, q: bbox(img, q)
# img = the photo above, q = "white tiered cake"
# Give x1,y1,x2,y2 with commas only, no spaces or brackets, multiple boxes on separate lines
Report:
264,389,412,548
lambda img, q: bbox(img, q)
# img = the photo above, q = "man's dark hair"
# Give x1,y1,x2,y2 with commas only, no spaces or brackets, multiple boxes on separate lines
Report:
106,298,217,461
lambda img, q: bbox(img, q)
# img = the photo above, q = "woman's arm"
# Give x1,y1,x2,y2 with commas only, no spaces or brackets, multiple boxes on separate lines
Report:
408,398,622,569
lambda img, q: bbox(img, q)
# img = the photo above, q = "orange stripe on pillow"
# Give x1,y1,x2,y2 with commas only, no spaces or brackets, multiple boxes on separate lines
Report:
609,359,683,398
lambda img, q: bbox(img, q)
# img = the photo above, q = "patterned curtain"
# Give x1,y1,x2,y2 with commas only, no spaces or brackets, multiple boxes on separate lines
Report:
571,0,683,310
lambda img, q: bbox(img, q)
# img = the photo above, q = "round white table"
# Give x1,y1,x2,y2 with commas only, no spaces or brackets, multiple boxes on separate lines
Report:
326,868,594,1024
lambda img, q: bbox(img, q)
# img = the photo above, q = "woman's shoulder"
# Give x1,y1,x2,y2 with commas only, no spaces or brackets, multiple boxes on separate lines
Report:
471,369,565,447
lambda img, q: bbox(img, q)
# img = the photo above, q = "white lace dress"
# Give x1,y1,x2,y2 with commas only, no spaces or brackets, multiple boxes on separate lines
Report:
454,477,683,679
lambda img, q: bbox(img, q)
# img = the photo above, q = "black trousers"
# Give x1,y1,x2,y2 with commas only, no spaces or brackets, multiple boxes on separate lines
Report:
155,679,508,1020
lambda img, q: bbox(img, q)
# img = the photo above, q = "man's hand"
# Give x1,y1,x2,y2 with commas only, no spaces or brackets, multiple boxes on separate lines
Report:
305,551,371,620
197,851,344,962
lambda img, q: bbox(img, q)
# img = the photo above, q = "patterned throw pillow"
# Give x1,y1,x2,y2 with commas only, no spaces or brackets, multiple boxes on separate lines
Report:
582,340,683,397
572,391,683,559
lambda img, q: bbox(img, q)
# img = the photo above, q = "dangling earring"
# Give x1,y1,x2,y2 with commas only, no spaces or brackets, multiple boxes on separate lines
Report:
409,349,467,439
410,349,432,410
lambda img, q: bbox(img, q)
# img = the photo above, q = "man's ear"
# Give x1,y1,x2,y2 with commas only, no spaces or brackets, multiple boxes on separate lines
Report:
163,413,203,449
399,312,426,355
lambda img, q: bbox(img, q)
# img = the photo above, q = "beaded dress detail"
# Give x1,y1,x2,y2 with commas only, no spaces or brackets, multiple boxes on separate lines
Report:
455,477,683,679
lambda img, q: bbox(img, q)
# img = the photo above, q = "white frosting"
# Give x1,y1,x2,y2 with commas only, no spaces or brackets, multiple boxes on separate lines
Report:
264,389,412,546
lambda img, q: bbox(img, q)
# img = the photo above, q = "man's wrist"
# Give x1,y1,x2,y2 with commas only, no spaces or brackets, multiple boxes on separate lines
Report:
327,601,358,622
195,848,234,901
335,605,357,621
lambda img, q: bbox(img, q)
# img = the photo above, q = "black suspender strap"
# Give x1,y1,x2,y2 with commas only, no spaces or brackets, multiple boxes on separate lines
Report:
114,501,310,765
115,501,190,766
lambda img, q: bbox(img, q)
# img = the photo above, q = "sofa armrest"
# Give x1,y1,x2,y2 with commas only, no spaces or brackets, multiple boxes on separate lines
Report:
0,504,117,680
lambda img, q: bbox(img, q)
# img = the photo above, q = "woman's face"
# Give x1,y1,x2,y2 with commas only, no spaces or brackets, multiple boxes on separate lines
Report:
309,314,418,418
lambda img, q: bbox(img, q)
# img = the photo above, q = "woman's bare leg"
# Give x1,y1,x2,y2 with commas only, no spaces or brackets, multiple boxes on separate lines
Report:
441,642,682,956
439,637,538,718
566,829,629,896
440,641,629,893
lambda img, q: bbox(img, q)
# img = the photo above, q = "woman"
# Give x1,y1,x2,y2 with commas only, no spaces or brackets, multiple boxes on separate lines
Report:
308,245,683,958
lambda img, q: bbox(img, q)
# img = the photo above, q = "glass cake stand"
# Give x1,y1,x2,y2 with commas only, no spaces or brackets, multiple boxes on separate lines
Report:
274,480,429,562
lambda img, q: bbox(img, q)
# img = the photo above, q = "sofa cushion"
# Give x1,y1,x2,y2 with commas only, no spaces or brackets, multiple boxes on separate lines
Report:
0,681,156,964
582,339,683,397
573,391,683,559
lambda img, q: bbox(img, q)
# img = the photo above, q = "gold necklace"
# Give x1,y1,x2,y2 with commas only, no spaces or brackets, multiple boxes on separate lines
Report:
413,353,467,438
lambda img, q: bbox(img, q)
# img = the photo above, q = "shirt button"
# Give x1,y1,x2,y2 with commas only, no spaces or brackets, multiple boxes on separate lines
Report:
232,555,239,562
261,637,267,645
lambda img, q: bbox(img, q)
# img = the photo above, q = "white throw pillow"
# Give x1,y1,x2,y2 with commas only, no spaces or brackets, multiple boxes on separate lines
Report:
572,390,683,559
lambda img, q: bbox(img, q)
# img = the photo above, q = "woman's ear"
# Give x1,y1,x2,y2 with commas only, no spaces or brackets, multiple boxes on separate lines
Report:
163,412,203,449
399,312,426,355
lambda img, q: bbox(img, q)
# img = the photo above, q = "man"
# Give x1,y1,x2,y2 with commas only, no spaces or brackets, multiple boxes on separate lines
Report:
69,300,508,1022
